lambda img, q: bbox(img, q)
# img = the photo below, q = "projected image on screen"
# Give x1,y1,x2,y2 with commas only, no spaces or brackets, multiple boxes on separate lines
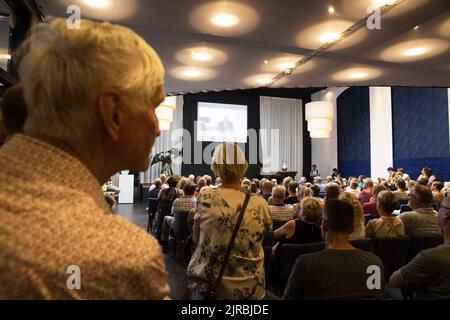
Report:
197,102,248,143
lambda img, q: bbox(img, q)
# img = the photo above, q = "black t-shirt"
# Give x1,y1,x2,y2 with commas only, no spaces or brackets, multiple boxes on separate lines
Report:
283,248,385,300
284,196,299,205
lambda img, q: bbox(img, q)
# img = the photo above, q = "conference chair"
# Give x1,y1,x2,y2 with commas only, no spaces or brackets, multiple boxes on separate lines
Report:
407,234,444,261
373,236,410,281
349,238,374,252
170,211,191,258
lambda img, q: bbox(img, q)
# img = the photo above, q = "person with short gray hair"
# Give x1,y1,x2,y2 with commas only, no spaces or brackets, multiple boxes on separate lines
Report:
0,18,169,299
269,186,297,222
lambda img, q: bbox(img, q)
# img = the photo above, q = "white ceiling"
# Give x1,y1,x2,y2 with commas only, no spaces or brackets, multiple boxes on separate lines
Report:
36,0,450,94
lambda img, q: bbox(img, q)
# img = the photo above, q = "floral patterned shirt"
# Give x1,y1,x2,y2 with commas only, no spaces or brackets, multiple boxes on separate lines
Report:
187,187,272,300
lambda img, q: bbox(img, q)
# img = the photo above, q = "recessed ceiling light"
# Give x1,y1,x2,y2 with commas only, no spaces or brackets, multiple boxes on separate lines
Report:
373,0,398,6
82,0,110,9
413,25,420,30
404,47,427,56
211,13,239,27
277,62,295,70
192,51,213,62
170,66,216,81
328,6,335,14
257,77,273,85
348,71,369,79
264,60,269,64
319,32,341,43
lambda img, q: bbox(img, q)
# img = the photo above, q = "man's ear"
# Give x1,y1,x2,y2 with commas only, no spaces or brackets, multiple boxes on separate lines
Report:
96,90,123,141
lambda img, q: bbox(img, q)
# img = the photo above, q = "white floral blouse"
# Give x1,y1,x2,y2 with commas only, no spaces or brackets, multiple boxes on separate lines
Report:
187,187,272,300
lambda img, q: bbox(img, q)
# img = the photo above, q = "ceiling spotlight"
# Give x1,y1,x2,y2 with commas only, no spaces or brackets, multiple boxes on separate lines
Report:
373,0,398,6
319,32,341,43
348,71,368,79
182,69,202,78
82,0,110,8
413,25,420,30
211,13,239,27
404,47,427,56
191,51,213,62
264,60,269,64
257,77,273,85
277,62,295,70
328,6,335,14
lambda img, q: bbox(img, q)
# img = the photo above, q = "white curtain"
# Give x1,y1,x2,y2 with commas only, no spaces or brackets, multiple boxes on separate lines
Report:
260,96,303,179
140,95,184,183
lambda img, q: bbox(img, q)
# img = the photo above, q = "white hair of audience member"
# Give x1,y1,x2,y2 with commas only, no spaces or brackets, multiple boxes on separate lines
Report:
188,174,195,182
241,178,251,189
299,177,307,185
271,179,278,186
18,18,164,142
326,176,333,183
314,176,322,183
211,143,248,182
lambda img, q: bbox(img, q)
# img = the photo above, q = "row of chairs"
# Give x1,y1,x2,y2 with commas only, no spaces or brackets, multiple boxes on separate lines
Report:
273,234,443,290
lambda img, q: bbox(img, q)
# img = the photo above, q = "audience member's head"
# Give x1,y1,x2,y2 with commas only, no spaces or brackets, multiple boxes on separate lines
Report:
297,186,313,202
311,184,320,198
396,178,407,191
250,182,258,194
178,177,189,190
211,143,248,183
421,166,433,178
325,183,341,201
387,167,396,175
322,199,355,238
432,180,444,192
350,180,359,190
373,184,387,198
283,176,293,190
262,180,273,194
183,182,196,196
326,176,333,183
241,178,251,190
215,177,222,186
166,175,180,188
203,175,212,186
339,192,363,222
409,184,433,209
196,177,206,190
188,174,195,182
376,190,399,216
364,178,374,190
160,174,167,185
1,84,27,142
357,175,366,182
287,181,299,196
272,186,286,205
397,168,405,175
18,18,166,182
300,197,323,224
271,178,278,186
153,178,162,188
418,177,429,186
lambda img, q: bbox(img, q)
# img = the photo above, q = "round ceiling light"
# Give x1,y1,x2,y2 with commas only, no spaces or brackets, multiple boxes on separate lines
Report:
169,66,216,81
379,38,449,62
82,0,109,8
331,67,383,82
175,47,228,67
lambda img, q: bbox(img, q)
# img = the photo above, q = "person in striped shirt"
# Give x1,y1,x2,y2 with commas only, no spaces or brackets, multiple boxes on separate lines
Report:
269,186,297,222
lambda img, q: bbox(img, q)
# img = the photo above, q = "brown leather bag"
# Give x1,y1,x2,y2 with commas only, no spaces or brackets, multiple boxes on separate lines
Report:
184,189,251,300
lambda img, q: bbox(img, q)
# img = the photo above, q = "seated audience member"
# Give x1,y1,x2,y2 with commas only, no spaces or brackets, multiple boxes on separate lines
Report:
299,176,307,186
194,177,206,197
203,175,212,187
284,181,300,204
389,197,450,299
154,176,182,240
188,174,195,183
357,176,365,189
283,177,293,194
397,168,410,180
150,173,168,191
339,192,365,240
419,166,436,188
324,183,341,203
331,168,340,180
0,19,169,299
394,178,409,201
241,178,251,191
399,185,440,235
283,200,384,300
161,182,196,252
387,167,397,184
273,197,323,260
346,180,360,197
261,180,273,202
358,179,374,205
311,183,321,198
295,186,314,210
417,177,429,186
432,180,445,207
0,84,28,144
325,176,333,184
250,182,258,194
214,176,222,187
148,178,162,199
366,191,405,238
187,143,272,300
269,186,297,222
363,184,387,217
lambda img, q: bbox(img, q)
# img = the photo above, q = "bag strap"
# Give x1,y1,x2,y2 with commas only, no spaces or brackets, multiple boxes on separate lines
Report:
213,189,251,289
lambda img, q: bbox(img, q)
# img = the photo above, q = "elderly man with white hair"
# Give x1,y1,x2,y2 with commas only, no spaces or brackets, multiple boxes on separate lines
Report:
0,18,169,299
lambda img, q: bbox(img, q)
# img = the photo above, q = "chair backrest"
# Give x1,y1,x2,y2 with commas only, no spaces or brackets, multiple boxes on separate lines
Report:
349,238,374,252
279,242,326,278
148,197,159,215
273,220,288,230
373,236,411,280
263,246,272,283
408,234,444,261
396,199,409,210
364,214,376,226
174,210,191,239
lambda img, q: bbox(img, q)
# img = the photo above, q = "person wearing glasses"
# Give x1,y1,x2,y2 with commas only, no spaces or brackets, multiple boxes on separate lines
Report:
399,185,441,235
389,197,450,299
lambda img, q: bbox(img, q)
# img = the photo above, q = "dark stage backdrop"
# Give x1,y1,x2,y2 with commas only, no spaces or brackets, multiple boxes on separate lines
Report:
181,88,319,179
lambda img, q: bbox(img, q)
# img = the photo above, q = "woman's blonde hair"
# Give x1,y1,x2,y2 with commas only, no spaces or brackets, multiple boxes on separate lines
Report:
211,143,248,182
301,197,323,223
339,192,364,227
18,18,164,141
